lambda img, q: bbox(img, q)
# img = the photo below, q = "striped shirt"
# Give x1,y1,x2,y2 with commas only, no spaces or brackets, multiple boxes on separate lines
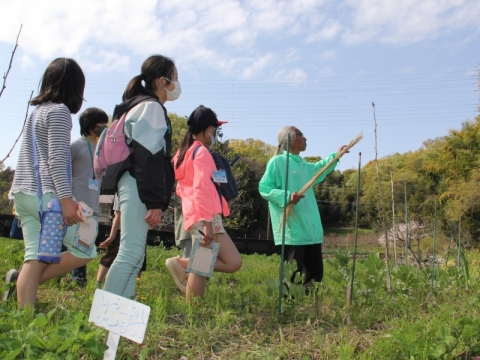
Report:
9,102,73,200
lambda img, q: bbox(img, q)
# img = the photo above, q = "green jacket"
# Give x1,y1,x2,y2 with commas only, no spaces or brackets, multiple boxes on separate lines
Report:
259,151,338,246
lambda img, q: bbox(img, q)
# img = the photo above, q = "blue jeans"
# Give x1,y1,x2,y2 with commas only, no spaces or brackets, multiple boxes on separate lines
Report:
103,173,147,299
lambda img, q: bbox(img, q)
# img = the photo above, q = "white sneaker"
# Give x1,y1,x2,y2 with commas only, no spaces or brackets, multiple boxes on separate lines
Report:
165,257,186,293
3,269,19,301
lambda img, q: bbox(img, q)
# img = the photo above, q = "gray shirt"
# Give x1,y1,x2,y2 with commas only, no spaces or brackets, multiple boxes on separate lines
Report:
71,137,100,212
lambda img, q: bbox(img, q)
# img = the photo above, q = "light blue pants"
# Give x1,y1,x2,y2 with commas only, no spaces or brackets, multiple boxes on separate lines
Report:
13,192,96,261
103,173,147,299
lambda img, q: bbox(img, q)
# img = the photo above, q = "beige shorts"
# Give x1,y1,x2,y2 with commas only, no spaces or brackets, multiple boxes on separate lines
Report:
188,214,225,238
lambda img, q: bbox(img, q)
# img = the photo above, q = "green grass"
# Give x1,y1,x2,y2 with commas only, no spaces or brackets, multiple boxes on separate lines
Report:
1,237,480,359
324,227,374,236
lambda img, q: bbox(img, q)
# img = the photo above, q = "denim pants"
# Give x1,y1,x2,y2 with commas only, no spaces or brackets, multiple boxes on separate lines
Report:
103,173,147,299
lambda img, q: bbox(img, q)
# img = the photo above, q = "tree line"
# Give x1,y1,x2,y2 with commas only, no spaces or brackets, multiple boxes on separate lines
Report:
1,113,480,245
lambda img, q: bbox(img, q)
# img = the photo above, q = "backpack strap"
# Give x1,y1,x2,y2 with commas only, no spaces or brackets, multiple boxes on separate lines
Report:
192,144,202,160
112,95,158,120
111,95,162,150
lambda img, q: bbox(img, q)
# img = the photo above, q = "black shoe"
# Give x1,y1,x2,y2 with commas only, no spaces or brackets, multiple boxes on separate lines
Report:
3,269,19,301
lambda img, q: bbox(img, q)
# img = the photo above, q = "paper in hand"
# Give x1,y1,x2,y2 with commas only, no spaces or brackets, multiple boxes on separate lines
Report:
187,237,220,278
72,202,98,255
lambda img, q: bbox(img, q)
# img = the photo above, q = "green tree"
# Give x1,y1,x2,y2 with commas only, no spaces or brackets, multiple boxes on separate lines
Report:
228,138,276,165
168,112,188,154
0,165,14,215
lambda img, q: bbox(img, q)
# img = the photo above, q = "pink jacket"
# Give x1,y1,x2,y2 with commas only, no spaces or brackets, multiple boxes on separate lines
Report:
173,141,230,230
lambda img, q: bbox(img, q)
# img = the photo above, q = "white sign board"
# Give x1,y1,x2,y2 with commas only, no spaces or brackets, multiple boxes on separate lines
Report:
89,289,150,344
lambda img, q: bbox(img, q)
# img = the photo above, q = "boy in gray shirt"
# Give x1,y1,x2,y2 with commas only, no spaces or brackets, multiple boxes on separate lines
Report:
70,107,108,287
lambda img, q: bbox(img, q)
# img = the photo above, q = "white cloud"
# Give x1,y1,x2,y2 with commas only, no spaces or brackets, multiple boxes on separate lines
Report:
80,48,130,73
321,50,336,59
20,54,35,70
0,0,478,79
241,53,275,79
271,68,308,84
307,19,343,42
342,0,480,45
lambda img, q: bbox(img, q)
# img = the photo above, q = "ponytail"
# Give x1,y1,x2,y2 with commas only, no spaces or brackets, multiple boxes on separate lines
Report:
276,126,296,155
175,129,195,169
123,55,175,101
122,75,156,101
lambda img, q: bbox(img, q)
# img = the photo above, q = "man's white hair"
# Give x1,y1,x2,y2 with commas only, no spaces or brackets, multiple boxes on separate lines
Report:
275,126,299,155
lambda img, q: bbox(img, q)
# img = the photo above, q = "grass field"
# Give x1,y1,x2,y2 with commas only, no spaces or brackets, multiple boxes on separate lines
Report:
1,236,480,359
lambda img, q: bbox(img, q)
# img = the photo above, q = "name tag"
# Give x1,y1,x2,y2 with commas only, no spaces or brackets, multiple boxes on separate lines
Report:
212,170,227,183
89,178,99,191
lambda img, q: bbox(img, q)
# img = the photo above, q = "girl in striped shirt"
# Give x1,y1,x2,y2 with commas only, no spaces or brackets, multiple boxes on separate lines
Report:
7,58,94,308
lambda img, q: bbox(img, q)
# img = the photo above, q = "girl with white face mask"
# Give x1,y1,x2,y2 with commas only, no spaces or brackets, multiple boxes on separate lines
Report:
162,77,182,101
166,105,242,299
103,55,178,300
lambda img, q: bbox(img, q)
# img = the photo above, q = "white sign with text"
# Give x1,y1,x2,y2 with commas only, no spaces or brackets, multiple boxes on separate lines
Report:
89,289,150,344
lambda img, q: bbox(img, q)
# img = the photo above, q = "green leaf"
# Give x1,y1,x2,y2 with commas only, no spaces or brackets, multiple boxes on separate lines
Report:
46,307,58,321
0,338,22,352
265,279,279,292
0,323,14,332
428,344,446,359
81,330,100,341
85,338,108,359
25,335,47,349
74,311,85,324
56,337,74,353
32,314,49,328
443,335,457,349
3,348,22,360
45,334,66,351
290,284,306,299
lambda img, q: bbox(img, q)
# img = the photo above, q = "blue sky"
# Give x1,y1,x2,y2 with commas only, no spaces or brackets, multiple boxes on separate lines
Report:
0,0,479,171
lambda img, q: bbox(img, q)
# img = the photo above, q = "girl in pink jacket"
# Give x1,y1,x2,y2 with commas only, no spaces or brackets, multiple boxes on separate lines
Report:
167,106,242,299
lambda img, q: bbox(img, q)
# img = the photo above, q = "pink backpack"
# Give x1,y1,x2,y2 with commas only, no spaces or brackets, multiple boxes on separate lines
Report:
94,95,154,183
93,112,130,181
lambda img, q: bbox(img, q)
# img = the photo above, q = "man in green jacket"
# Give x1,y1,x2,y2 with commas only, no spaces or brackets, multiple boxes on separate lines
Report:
259,126,345,288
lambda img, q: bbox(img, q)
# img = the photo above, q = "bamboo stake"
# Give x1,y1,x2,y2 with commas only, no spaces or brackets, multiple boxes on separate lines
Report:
373,102,392,292
277,134,291,323
282,132,363,224
390,166,397,266
346,151,362,326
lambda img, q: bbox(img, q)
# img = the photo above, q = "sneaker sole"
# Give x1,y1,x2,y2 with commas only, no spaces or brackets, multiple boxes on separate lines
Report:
165,260,186,294
3,269,18,301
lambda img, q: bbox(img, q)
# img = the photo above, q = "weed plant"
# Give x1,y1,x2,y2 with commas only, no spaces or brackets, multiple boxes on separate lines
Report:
1,237,479,359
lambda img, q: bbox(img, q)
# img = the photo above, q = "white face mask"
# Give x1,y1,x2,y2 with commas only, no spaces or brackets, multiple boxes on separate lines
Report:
163,79,181,101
